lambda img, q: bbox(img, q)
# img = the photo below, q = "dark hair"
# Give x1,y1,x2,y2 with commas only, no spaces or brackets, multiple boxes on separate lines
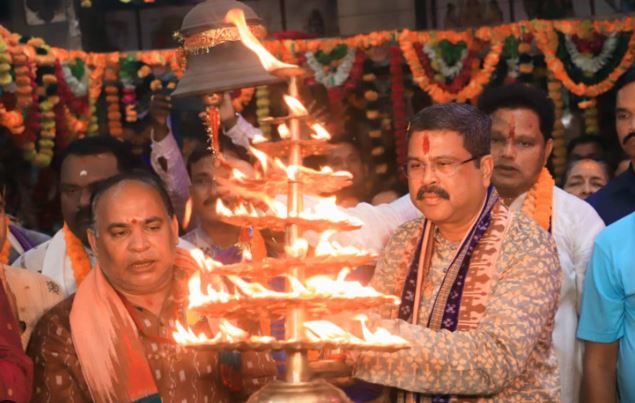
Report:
561,158,611,187
478,83,555,141
615,67,635,96
566,134,608,156
54,135,139,174
89,170,175,229
408,103,491,158
186,146,215,176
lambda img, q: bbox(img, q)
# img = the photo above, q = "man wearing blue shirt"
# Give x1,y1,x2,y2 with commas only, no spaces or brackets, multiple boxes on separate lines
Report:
587,70,635,225
577,211,635,403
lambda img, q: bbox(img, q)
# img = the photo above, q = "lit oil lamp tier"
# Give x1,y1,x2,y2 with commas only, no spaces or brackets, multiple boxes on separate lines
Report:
171,2,410,402
193,230,377,279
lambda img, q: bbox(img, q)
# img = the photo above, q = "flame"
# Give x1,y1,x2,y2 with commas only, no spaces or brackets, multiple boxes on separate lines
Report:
297,196,363,225
182,197,193,230
277,123,290,139
189,249,222,272
232,168,248,182
315,230,370,256
173,319,276,346
224,9,297,71
248,146,269,174
304,320,363,344
215,197,287,220
287,165,299,181
354,314,408,345
310,123,331,141
303,269,398,301
242,246,252,262
188,271,236,308
285,238,309,258
252,133,268,144
173,320,220,345
283,95,308,117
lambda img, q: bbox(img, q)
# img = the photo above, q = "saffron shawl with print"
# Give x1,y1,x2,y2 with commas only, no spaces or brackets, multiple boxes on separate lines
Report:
391,186,512,403
69,248,198,403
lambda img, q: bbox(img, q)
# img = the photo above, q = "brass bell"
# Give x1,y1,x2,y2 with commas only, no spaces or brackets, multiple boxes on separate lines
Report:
172,0,283,98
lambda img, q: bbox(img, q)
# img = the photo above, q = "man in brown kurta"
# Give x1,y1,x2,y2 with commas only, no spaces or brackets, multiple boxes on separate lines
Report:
28,171,276,402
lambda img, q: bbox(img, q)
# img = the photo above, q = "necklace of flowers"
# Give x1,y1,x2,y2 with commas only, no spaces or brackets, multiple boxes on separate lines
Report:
63,223,92,286
521,167,554,232
305,45,357,88
0,218,10,265
564,32,618,76
422,41,468,79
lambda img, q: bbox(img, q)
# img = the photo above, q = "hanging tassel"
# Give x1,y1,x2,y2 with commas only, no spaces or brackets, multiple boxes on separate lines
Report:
206,106,221,155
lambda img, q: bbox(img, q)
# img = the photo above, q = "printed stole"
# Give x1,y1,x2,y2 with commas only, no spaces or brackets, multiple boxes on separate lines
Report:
392,187,510,403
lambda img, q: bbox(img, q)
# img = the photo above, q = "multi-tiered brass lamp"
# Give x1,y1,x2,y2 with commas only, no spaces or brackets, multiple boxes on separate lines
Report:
171,2,409,402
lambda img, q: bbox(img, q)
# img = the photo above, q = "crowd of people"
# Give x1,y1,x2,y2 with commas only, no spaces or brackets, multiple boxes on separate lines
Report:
1,65,634,402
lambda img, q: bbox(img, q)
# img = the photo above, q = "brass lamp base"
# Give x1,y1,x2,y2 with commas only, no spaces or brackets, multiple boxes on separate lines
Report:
247,379,352,403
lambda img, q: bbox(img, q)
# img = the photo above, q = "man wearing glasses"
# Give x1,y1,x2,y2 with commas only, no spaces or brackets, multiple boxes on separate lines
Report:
351,103,561,401
338,84,603,403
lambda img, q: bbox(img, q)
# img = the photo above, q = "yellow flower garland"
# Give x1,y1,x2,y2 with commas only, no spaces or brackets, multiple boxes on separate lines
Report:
63,223,92,286
521,167,554,232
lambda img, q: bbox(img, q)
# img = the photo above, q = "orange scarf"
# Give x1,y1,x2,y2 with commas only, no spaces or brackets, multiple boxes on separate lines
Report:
0,218,10,265
522,167,554,231
63,224,92,286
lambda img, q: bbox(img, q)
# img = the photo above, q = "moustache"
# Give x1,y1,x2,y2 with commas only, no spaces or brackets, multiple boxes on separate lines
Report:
416,185,450,201
623,132,635,145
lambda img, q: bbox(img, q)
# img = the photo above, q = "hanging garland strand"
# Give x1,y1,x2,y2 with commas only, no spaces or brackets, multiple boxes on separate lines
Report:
389,46,407,180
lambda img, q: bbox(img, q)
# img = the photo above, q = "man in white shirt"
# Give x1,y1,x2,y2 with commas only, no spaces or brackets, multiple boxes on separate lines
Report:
13,96,192,296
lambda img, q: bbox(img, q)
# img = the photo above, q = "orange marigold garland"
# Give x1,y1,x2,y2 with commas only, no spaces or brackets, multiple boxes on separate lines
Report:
532,17,635,97
0,102,25,136
105,54,122,138
0,218,10,265
63,223,92,286
87,54,106,135
399,27,505,103
522,167,554,232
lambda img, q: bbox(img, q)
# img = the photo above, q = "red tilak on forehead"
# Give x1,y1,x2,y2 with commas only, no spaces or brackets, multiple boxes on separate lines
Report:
422,133,430,155
508,114,516,141
130,219,138,224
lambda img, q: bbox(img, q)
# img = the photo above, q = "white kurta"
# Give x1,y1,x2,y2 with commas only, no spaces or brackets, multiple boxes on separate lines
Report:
337,187,604,403
11,229,95,297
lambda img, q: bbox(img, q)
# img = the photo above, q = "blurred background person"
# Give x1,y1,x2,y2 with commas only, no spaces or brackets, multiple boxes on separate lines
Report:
563,159,611,200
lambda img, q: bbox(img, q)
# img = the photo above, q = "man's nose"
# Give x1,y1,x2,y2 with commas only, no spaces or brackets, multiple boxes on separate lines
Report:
79,186,92,208
421,164,438,185
128,229,150,251
502,140,516,158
